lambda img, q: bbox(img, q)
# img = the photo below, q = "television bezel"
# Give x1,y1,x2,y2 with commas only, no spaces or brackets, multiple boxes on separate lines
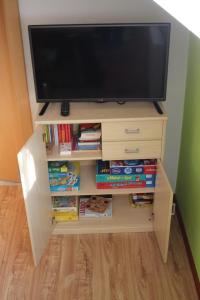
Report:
28,23,171,103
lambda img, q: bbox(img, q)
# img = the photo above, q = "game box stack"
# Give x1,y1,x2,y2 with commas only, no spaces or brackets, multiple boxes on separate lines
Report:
96,159,157,189
79,195,112,217
52,196,79,221
48,161,80,192
129,193,154,208
76,123,101,150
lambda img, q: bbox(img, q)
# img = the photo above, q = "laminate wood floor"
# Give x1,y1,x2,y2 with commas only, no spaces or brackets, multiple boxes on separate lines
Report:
0,186,198,300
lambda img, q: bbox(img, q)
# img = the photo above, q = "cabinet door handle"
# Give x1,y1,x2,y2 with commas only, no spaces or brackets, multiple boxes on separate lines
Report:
125,128,140,134
124,148,139,153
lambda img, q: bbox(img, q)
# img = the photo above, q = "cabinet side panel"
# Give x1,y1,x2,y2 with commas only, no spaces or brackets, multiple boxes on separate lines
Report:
18,127,52,265
154,162,173,262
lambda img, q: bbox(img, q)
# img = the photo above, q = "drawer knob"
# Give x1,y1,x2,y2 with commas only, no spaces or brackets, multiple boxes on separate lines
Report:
124,148,139,153
125,128,140,134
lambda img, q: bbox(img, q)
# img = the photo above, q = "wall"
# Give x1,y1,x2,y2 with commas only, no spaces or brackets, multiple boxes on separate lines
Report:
18,0,189,189
176,33,200,279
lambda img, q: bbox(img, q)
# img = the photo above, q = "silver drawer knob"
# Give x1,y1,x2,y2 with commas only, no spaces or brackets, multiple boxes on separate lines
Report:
124,148,139,153
125,128,140,134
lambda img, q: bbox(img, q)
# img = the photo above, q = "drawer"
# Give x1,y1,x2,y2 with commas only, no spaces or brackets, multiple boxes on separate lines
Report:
102,140,162,160
102,120,163,141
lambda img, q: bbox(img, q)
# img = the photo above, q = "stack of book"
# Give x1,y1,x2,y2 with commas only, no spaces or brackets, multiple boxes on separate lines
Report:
44,124,72,155
79,195,112,217
52,196,79,221
129,193,154,208
76,123,101,150
48,161,80,192
96,159,157,189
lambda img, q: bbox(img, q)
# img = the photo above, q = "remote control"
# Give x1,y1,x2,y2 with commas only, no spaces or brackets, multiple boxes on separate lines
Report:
61,101,70,116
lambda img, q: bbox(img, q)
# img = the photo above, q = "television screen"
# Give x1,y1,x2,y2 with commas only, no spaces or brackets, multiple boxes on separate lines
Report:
29,23,170,103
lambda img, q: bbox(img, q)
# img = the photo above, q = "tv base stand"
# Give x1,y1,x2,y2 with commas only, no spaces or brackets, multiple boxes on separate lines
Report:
153,102,163,115
38,102,49,116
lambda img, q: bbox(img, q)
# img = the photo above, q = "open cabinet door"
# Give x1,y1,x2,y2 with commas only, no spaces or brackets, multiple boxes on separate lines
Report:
153,162,173,263
18,127,53,265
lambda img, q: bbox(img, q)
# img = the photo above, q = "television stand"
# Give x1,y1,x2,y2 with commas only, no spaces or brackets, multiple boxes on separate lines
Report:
38,102,49,116
153,102,163,115
61,101,70,116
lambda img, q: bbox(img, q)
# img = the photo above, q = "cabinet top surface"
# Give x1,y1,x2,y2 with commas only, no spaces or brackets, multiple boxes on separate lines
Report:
35,102,167,124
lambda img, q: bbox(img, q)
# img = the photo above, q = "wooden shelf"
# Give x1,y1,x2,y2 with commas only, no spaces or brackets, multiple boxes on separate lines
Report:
50,163,155,196
53,195,153,234
35,102,167,125
47,145,102,161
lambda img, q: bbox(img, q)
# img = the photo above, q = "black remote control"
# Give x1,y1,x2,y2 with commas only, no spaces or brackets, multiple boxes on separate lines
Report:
61,101,70,116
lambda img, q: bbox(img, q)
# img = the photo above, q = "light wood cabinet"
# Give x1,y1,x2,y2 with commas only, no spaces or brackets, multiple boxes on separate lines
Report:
18,102,173,265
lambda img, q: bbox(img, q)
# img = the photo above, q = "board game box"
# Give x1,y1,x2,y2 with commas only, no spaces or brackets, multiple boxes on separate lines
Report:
52,196,79,221
96,180,155,189
96,173,156,183
129,193,154,208
79,195,112,217
49,161,80,192
109,159,157,175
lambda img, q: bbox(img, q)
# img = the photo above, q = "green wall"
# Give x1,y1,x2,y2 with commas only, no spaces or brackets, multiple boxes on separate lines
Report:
176,33,200,279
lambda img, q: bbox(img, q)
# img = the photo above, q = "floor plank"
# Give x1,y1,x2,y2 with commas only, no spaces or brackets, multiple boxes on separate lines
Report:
0,186,198,300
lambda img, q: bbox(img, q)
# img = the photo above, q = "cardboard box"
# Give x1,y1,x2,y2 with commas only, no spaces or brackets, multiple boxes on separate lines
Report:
110,159,157,175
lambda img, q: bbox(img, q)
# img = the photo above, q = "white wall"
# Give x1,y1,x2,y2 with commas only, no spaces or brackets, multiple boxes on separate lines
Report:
18,0,189,190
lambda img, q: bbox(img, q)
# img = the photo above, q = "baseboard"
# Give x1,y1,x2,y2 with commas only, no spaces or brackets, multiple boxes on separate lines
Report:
174,195,200,299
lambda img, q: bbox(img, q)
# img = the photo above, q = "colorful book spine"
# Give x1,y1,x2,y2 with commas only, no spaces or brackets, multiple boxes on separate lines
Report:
61,124,65,143
54,124,59,145
45,125,49,144
58,124,62,143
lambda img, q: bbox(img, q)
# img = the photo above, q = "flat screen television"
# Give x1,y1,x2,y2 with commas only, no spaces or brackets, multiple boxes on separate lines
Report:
28,23,170,115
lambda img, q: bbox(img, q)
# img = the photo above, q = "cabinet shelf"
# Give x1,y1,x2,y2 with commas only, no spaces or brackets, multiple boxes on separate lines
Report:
53,195,153,234
47,145,102,161
50,163,155,196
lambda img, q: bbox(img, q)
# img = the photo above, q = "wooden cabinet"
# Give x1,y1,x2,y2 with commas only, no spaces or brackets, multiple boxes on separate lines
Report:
18,102,173,265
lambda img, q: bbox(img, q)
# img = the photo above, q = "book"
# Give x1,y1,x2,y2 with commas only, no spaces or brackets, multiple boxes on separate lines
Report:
78,140,101,146
59,142,71,155
52,196,79,221
78,144,101,150
79,195,112,217
54,124,59,146
79,123,101,141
